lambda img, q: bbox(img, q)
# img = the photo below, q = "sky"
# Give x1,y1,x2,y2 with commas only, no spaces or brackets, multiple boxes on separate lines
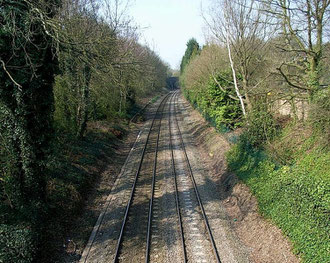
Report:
128,0,206,70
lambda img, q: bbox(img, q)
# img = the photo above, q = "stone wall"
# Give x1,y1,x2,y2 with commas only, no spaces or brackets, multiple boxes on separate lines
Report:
273,99,309,120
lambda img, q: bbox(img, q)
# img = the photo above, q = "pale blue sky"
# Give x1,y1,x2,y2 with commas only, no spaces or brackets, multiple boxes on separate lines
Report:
129,0,205,69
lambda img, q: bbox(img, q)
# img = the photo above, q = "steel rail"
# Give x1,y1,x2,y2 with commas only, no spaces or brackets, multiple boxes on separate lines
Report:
80,125,145,263
145,92,172,262
113,93,171,263
173,92,222,263
168,92,188,263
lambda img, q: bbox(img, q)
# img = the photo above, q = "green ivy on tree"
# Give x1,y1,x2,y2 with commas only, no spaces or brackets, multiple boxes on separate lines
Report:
0,0,60,227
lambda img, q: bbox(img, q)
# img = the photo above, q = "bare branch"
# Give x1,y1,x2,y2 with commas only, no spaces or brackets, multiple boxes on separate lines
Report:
0,58,22,90
277,63,310,91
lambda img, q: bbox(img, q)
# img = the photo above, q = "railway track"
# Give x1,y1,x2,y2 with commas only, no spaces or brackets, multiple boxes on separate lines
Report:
168,91,221,263
112,93,172,263
81,91,222,263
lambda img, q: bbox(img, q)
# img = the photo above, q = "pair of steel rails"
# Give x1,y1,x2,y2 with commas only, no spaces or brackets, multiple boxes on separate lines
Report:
102,91,221,263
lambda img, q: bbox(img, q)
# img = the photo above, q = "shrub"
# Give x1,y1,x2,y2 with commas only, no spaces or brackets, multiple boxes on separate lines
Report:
182,76,242,130
53,75,79,135
245,105,278,146
0,224,37,263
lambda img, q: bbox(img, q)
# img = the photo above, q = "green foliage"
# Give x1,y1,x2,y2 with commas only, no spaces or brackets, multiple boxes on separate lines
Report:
184,74,242,131
0,0,59,214
227,137,330,263
54,38,168,137
265,123,320,165
53,4,169,138
0,0,169,261
0,224,37,263
180,38,200,74
0,1,61,261
53,75,79,134
180,44,243,130
244,103,278,146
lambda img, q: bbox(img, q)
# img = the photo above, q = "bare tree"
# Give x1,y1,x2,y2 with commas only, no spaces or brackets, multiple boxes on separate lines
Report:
203,0,273,113
259,0,330,99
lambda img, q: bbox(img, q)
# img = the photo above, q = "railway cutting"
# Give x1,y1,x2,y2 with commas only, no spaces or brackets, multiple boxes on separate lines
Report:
79,91,250,263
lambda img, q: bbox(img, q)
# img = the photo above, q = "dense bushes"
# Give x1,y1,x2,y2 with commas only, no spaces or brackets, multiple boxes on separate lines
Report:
227,132,330,263
224,92,329,262
184,77,242,130
0,224,36,263
179,1,329,261
223,89,330,262
181,44,242,130
244,104,278,146
180,36,329,263
309,88,330,145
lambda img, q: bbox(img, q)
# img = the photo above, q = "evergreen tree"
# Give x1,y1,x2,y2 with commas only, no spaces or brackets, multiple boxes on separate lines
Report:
180,38,200,74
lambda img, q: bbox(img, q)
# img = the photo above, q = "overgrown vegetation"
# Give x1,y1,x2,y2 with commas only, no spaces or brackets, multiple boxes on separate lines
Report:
226,132,329,263
181,44,242,130
43,121,127,261
0,0,168,262
180,0,330,262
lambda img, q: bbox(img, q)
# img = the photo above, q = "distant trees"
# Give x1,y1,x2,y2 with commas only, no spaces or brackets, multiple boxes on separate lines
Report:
180,38,200,74
54,0,120,137
54,0,168,137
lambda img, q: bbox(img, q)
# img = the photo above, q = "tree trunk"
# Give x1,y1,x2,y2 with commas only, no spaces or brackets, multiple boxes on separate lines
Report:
77,64,91,138
242,76,252,112
226,31,246,116
307,55,320,100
